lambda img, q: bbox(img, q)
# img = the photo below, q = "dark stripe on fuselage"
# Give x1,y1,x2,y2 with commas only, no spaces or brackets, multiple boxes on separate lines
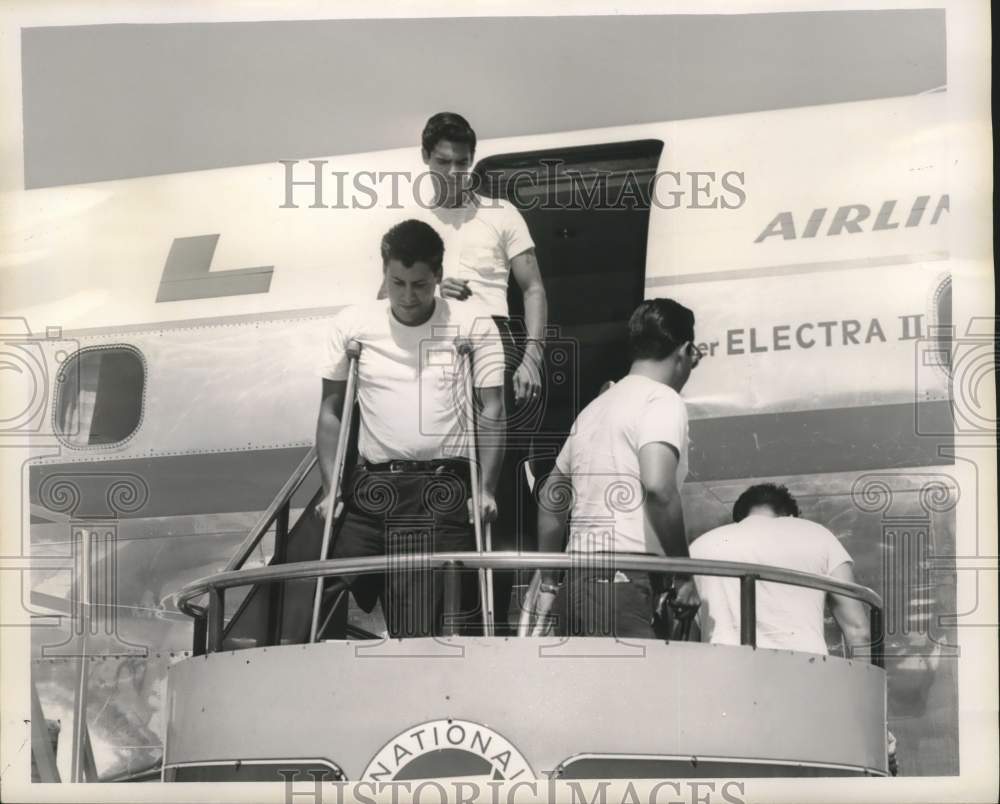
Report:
28,401,953,518
688,400,953,481
29,447,311,520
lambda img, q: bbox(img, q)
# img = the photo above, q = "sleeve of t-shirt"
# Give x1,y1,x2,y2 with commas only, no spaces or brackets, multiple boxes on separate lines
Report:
501,201,535,261
468,314,505,389
554,435,574,476
635,391,688,458
318,308,356,381
823,530,855,574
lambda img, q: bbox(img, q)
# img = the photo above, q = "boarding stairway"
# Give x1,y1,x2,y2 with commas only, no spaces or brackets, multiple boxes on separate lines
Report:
207,447,376,652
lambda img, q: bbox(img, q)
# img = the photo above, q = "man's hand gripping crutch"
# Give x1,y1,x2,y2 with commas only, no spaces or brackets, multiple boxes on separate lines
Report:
310,340,362,643
455,336,497,637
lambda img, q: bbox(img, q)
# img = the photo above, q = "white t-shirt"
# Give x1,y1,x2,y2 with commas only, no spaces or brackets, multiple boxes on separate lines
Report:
319,299,504,463
689,515,854,655
416,196,534,319
554,374,689,555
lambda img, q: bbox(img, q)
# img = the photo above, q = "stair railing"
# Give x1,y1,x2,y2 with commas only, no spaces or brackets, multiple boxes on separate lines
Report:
186,447,318,654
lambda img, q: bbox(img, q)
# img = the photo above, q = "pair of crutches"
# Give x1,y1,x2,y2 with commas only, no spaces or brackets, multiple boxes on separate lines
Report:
456,337,495,637
309,338,495,640
310,341,362,643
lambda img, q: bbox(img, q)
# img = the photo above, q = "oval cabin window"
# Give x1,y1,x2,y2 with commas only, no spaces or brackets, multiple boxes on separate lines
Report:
54,346,145,447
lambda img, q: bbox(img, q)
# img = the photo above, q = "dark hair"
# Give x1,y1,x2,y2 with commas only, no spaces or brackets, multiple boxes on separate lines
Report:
733,483,801,522
421,112,477,156
380,219,444,271
628,298,695,361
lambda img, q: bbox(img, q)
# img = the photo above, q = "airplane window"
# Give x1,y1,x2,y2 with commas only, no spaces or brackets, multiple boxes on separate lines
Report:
54,346,145,447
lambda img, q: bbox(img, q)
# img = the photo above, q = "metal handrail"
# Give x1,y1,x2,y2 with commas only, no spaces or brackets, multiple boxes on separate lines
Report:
223,447,318,573
171,551,885,665
175,553,882,613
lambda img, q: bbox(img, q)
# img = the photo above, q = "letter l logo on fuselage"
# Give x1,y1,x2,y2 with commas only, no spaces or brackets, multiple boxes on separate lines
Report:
156,234,274,302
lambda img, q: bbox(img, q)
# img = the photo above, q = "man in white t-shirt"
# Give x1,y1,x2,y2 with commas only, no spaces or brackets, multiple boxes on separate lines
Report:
689,483,870,656
530,298,701,638
316,219,505,638
417,111,547,400
416,112,551,629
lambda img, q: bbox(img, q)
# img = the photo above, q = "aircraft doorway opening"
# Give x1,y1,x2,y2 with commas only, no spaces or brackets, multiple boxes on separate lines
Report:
474,139,664,472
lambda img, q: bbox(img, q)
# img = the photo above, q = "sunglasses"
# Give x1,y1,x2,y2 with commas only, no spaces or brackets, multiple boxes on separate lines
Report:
686,342,704,369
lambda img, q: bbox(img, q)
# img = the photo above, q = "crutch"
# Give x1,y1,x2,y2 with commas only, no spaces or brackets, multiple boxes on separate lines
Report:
310,340,362,643
456,338,495,636
483,524,495,632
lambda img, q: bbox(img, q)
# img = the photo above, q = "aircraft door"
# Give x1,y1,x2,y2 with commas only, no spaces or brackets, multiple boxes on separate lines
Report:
474,140,664,471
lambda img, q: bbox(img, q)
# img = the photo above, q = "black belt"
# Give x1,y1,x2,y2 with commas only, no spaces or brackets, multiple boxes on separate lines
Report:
361,458,470,475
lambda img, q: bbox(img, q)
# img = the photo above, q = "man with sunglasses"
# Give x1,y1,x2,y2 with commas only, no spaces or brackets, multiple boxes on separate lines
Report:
525,298,700,638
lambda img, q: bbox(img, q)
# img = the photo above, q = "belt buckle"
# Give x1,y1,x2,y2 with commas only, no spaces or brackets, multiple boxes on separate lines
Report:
389,460,406,473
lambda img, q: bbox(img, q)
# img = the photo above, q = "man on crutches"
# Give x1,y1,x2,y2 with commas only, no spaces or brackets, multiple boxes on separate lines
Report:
315,219,505,639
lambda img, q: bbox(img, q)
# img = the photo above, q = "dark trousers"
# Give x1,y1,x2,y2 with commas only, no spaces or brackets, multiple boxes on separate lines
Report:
323,466,478,638
491,316,540,633
490,316,579,631
553,567,657,639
